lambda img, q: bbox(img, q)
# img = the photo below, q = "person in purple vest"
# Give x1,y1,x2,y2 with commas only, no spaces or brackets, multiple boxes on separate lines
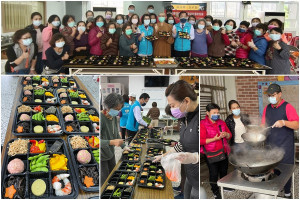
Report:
261,84,299,198
191,18,212,57
200,103,232,199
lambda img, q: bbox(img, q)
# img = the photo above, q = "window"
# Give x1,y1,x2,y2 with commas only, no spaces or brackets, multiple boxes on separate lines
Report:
246,2,278,22
210,2,240,25
284,3,298,32
1,1,45,33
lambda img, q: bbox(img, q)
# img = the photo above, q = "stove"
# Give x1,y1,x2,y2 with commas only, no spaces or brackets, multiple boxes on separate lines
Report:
217,163,295,199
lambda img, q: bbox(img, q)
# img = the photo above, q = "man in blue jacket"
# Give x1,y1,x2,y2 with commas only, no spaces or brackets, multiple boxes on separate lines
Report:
126,93,153,143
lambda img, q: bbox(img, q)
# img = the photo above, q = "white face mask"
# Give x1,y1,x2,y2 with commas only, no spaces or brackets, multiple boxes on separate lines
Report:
132,19,138,24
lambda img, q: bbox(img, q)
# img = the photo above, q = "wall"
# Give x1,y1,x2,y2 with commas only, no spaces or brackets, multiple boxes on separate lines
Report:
128,76,180,116
123,1,170,16
225,76,237,112
45,1,66,21
66,1,83,22
235,76,278,125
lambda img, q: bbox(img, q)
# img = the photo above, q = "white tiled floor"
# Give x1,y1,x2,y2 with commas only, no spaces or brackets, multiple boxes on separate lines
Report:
1,76,99,145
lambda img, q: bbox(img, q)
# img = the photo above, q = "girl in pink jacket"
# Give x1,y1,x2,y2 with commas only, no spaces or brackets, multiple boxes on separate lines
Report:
88,15,106,56
42,15,61,60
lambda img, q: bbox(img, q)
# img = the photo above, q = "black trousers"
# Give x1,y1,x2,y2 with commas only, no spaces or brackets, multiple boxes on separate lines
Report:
126,129,137,144
174,50,190,57
121,127,127,140
204,155,228,194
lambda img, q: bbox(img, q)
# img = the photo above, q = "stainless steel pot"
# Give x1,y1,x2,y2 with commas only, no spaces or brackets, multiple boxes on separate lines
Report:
241,125,269,146
229,147,284,175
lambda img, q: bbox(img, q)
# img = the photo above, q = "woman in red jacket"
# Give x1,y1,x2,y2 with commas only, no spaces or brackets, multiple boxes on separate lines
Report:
200,103,232,199
88,15,106,56
235,21,252,59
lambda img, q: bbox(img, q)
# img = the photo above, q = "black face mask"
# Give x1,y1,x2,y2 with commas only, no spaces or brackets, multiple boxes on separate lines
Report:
180,18,187,23
142,103,146,106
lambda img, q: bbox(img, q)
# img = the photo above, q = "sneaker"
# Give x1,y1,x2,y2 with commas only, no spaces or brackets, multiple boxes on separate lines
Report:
224,187,235,192
174,193,184,199
173,186,181,192
284,193,292,199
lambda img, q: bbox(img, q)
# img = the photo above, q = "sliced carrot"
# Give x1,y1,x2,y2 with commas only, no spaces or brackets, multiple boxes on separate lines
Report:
23,97,28,102
5,185,16,199
23,81,27,85
66,126,73,132
61,100,66,104
16,126,24,133
84,176,94,188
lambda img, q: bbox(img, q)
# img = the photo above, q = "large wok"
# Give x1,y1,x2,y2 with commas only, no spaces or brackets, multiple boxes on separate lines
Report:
229,147,284,175
241,125,269,146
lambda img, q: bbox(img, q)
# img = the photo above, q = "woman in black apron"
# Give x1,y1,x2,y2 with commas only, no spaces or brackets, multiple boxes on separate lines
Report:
153,80,199,199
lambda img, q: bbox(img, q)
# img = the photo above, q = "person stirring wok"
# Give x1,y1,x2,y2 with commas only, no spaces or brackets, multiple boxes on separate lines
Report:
261,83,299,198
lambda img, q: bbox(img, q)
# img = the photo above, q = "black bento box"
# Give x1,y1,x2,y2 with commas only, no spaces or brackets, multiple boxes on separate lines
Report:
67,135,99,192
101,185,134,199
1,138,79,199
56,88,93,107
20,86,58,105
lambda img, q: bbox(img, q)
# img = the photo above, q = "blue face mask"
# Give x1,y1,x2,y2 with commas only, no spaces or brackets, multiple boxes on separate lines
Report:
22,38,33,46
239,28,246,32
151,19,156,24
144,19,150,25
55,41,65,48
225,25,233,31
148,9,154,13
268,96,277,104
33,20,42,27
129,9,135,13
52,21,60,27
254,29,262,36
109,109,119,117
269,34,281,41
96,21,104,27
198,24,205,30
211,114,220,121
232,109,241,116
117,19,123,24
168,20,174,24
68,21,76,27
180,18,187,23
212,26,220,31
78,26,86,32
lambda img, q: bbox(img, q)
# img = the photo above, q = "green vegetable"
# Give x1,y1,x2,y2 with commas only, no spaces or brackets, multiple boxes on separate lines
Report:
32,112,45,121
142,116,151,124
127,153,134,157
120,174,128,180
61,77,68,83
29,154,49,172
148,176,156,181
34,88,45,95
31,167,48,172
69,90,79,98
32,76,41,81
28,153,43,160
149,165,157,169
112,188,122,198
76,112,90,121
127,163,134,168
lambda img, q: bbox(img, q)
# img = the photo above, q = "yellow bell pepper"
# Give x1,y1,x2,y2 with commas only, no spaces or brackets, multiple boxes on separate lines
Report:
50,154,68,171
45,92,54,97
89,115,99,122
79,94,87,98
46,114,59,122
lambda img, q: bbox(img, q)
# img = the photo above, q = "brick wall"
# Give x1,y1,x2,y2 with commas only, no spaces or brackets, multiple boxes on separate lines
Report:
235,76,278,125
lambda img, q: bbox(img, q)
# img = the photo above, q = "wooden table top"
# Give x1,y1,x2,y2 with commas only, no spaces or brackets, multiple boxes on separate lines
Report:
1,76,99,199
100,132,174,199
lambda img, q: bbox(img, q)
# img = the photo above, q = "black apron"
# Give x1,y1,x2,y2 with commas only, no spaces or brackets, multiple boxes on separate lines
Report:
265,101,295,164
179,110,199,189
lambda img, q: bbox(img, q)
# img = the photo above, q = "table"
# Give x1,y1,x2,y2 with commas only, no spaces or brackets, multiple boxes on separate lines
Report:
1,76,99,199
217,164,296,199
100,130,174,199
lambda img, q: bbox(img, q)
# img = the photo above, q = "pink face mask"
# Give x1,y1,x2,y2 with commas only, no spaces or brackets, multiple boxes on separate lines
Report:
171,101,187,118
268,25,277,30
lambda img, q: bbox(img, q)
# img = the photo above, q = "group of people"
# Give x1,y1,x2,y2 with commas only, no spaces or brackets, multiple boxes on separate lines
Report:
200,83,299,199
101,79,199,198
6,4,293,74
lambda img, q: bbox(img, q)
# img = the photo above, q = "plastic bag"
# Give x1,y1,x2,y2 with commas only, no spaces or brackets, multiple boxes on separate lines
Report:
161,153,181,183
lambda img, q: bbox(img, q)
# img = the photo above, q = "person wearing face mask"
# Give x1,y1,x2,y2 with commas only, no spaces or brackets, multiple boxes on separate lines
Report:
61,15,76,57
224,19,239,58
248,23,268,65
105,10,114,24
172,11,195,57
74,21,90,56
85,10,95,32
137,14,154,56
153,13,174,57
101,22,119,56
165,14,176,57
129,14,140,35
119,23,138,56
265,28,290,74
125,4,135,23
88,15,106,56
101,93,131,186
265,18,288,44
119,94,131,140
146,5,155,14
126,93,153,144
248,17,261,35
235,21,252,59
153,80,199,199
200,103,232,199
45,33,70,74
188,15,196,27
225,100,250,145
25,12,45,74
5,29,38,74
149,13,157,27
191,19,212,57
208,19,230,58
261,84,299,198
204,15,213,32
42,15,61,61
129,93,137,105
115,14,125,36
